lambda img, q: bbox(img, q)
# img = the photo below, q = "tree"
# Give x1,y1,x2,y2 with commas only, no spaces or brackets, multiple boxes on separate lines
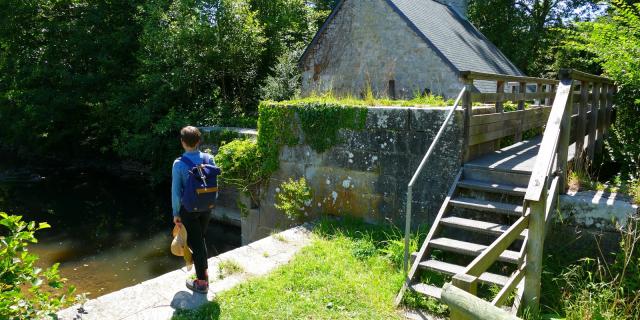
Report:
468,0,602,76
564,0,640,177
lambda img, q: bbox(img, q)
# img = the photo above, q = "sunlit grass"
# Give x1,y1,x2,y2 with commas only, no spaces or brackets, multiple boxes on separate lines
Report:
268,91,455,108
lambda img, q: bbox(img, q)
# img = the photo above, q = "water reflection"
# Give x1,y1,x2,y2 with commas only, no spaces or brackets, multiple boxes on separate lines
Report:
0,164,241,297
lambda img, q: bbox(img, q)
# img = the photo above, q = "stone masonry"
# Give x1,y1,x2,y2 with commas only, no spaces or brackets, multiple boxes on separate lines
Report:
300,0,462,99
255,107,465,237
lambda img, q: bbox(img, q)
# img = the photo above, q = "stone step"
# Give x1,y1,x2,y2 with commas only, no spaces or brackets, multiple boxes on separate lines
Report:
457,179,527,196
440,216,527,240
429,237,520,264
418,259,509,287
450,197,524,217
410,283,442,300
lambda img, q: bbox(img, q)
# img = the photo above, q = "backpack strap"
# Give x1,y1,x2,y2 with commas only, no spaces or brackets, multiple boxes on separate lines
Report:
178,156,197,169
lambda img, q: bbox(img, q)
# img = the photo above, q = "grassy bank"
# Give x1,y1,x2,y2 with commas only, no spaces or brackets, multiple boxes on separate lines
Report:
173,218,431,320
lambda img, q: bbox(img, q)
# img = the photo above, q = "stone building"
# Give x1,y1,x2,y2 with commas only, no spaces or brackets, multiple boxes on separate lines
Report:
299,0,524,99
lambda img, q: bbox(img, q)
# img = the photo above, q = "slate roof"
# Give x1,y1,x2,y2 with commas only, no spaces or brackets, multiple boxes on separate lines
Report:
300,0,525,78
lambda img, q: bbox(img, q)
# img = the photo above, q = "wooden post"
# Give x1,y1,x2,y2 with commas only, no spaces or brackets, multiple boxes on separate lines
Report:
588,83,600,161
536,82,543,106
515,81,527,142
549,84,556,106
605,85,615,137
575,81,589,170
451,274,478,320
597,83,607,155
523,191,547,316
462,79,473,163
496,81,505,113
495,80,506,149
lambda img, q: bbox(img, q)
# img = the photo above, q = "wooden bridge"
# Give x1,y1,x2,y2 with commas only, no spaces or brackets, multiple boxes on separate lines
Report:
397,69,615,319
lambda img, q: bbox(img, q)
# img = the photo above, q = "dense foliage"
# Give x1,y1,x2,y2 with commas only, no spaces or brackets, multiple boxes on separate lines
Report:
468,0,603,76
0,0,322,181
214,139,264,202
564,0,640,179
0,213,78,319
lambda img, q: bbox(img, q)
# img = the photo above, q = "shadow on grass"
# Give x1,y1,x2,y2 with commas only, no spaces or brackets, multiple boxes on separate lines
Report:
171,291,220,320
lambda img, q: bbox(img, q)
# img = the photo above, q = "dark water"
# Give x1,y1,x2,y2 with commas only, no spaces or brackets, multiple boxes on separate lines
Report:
0,161,241,298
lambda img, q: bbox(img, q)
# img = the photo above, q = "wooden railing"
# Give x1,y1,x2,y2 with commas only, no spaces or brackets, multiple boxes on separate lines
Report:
446,70,615,319
460,71,559,161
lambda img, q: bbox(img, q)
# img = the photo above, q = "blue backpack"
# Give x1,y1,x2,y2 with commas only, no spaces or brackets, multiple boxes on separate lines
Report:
179,155,222,213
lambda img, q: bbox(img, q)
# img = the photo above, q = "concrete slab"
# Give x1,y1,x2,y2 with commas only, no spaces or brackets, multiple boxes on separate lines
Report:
57,225,313,320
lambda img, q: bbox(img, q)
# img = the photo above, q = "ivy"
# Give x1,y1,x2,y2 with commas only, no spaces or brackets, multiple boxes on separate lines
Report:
297,103,368,153
257,101,368,176
257,102,298,175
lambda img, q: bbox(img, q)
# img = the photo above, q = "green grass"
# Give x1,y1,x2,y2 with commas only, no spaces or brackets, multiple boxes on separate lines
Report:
539,218,640,320
217,260,243,280
270,91,455,108
173,217,435,320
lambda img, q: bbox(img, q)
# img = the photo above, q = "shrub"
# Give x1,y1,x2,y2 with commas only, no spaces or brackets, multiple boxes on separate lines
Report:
0,213,78,319
214,139,264,203
275,177,312,221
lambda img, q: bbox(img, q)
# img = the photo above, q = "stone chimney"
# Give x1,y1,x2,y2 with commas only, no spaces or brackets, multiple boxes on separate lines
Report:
442,0,469,19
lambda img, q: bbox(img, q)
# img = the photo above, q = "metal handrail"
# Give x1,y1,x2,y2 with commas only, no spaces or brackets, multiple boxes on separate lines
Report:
403,86,467,274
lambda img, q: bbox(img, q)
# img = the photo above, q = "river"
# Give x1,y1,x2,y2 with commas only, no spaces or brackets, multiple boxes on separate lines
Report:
0,161,241,298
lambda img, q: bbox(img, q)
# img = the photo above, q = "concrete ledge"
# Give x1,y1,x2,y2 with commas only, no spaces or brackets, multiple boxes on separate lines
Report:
58,225,313,320
559,191,639,231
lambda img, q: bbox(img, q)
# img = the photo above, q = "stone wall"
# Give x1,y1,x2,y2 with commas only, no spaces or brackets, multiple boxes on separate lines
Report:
300,0,462,99
256,106,465,236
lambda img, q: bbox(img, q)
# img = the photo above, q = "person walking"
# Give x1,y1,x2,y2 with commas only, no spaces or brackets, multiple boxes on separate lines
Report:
171,126,219,294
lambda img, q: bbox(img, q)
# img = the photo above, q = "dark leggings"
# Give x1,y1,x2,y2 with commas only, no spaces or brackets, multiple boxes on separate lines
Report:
180,207,210,280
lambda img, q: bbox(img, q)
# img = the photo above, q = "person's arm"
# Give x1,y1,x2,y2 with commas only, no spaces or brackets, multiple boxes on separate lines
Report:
171,160,183,221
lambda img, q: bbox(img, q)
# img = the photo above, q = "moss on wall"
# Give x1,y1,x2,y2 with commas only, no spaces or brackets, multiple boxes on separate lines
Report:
257,101,369,176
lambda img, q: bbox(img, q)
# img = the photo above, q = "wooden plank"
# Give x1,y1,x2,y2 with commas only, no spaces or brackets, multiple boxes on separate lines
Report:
470,107,551,126
442,283,522,320
449,197,524,216
560,68,614,84
395,169,463,306
469,119,521,136
457,180,527,196
492,265,526,307
524,79,573,202
468,128,515,146
430,237,521,264
471,92,554,103
419,259,510,286
411,283,442,299
558,78,575,193
440,216,527,239
464,215,529,277
460,70,559,85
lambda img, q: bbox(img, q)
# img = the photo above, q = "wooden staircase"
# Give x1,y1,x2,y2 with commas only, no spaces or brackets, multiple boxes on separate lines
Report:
396,69,616,318
401,162,530,311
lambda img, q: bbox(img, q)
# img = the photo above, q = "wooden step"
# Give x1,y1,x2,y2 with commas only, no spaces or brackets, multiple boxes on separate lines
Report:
440,216,527,240
429,237,520,264
410,283,441,299
463,166,531,186
457,179,527,196
419,259,509,286
450,197,524,216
